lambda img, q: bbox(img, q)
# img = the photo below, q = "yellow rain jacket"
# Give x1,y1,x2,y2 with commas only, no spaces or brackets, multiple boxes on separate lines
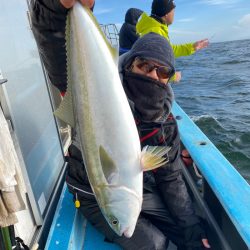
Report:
136,13,195,58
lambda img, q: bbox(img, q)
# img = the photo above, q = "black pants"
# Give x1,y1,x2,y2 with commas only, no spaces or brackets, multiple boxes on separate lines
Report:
66,139,186,249
77,186,185,250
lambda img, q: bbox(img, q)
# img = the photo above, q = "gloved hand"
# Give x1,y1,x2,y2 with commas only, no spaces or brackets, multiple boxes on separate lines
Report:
193,39,209,51
184,223,211,249
60,0,95,9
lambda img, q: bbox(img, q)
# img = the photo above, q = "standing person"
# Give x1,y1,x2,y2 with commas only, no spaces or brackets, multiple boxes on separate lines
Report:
136,0,209,82
119,8,143,55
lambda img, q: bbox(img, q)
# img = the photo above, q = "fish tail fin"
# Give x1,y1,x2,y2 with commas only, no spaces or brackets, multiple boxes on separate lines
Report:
141,146,171,171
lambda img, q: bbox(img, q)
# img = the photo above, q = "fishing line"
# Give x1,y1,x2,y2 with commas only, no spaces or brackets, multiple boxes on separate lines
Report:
209,33,216,41
175,33,216,79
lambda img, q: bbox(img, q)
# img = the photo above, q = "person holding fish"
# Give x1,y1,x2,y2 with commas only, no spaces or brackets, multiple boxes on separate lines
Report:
117,32,210,250
31,0,210,249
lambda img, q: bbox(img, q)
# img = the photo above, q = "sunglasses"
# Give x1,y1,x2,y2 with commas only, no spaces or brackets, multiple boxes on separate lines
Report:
134,57,175,80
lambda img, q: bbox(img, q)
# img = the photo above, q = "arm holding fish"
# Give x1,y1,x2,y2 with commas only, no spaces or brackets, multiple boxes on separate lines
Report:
154,160,199,227
30,0,95,93
140,122,200,228
153,154,210,248
149,159,210,249
139,118,210,248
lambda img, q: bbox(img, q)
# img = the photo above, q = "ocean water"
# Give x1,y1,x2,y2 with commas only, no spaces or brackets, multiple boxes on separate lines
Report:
173,39,250,183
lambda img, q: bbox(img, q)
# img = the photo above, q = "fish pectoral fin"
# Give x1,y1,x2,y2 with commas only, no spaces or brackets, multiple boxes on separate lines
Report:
141,146,171,171
99,146,119,184
54,87,75,128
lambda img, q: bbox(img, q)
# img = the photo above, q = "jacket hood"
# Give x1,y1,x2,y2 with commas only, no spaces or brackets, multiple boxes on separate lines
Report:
119,53,174,123
118,52,129,82
136,12,169,39
119,33,175,73
125,8,143,25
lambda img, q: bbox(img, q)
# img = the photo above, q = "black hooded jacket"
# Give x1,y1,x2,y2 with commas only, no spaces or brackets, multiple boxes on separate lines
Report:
30,0,94,93
119,54,200,228
119,8,143,50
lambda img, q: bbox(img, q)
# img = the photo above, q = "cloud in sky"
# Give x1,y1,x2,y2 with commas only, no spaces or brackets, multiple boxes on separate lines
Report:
233,14,250,29
226,14,250,41
177,18,195,23
171,29,199,35
94,8,113,16
238,14,250,28
201,0,239,6
94,0,250,43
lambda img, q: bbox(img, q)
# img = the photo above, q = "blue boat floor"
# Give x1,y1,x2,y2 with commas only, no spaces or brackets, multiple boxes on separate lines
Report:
45,184,177,249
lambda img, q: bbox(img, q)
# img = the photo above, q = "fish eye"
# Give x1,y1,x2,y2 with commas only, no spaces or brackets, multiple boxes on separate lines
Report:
112,219,118,225
109,216,119,226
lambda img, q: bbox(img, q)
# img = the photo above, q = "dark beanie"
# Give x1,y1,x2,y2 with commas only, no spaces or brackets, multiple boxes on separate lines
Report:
151,0,176,17
123,32,175,69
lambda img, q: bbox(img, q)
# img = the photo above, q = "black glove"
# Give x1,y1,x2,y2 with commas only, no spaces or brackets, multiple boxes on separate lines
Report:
184,223,208,250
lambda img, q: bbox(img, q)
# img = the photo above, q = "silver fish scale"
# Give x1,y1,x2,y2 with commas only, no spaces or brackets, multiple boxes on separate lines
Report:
66,3,143,238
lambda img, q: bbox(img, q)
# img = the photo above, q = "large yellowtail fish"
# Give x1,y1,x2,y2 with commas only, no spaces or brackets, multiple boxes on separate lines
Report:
55,2,170,238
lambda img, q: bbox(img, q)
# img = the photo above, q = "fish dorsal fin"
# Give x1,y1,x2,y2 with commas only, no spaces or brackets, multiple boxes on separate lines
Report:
54,14,75,127
141,146,171,171
99,146,119,184
83,6,118,64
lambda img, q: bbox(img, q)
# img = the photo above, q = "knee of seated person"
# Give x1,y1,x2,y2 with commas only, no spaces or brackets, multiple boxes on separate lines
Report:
148,233,169,250
114,231,168,250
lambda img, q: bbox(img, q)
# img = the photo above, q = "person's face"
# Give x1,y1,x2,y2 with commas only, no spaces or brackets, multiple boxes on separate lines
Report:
130,57,174,84
163,8,175,25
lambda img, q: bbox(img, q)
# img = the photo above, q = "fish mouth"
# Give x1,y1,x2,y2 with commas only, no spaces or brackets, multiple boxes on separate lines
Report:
98,184,142,238
123,227,134,238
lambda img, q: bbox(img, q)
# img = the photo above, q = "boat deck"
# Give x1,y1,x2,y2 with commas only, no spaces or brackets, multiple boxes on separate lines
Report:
43,102,250,249
45,184,177,250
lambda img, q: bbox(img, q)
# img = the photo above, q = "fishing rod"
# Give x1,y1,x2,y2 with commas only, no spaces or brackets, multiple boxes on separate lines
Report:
209,33,216,41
